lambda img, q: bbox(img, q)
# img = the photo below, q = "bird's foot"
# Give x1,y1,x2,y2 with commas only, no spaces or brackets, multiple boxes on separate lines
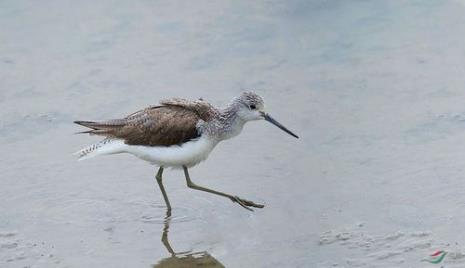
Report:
231,196,265,211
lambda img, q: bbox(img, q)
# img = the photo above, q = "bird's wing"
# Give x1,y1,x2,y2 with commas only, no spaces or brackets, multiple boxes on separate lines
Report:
75,105,202,146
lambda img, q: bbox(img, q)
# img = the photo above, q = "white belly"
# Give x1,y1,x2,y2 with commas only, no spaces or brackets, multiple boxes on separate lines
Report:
124,136,217,168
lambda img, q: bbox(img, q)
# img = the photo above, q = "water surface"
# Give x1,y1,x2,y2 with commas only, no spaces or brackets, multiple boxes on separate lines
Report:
2,0,465,267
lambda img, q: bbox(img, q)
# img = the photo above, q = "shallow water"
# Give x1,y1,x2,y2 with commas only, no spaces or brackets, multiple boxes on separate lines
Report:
3,0,465,267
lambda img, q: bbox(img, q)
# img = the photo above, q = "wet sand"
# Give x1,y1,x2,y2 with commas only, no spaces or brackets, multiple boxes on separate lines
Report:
3,0,465,267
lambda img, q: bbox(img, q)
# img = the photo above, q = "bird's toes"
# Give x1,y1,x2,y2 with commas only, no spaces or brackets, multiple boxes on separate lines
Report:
231,196,253,211
250,202,265,208
242,199,264,208
232,196,265,210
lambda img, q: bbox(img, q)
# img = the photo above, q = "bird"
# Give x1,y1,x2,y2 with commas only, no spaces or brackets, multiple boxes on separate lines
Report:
74,92,298,212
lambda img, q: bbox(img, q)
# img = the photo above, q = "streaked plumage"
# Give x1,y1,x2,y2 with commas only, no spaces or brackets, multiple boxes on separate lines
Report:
76,98,216,146
74,92,298,211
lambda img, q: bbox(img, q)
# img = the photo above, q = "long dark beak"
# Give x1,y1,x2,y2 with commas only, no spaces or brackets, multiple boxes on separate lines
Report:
262,112,299,138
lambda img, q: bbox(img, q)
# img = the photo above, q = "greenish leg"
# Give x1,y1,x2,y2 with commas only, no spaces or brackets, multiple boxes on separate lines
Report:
182,166,264,211
156,167,172,216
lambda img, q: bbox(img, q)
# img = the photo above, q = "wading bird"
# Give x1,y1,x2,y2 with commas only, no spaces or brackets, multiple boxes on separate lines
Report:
74,92,298,212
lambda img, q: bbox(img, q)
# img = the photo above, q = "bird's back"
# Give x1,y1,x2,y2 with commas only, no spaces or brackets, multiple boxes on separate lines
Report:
76,106,200,146
75,98,217,146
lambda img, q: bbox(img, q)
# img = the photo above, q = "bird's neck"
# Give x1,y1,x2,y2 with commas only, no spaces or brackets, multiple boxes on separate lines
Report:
214,103,246,141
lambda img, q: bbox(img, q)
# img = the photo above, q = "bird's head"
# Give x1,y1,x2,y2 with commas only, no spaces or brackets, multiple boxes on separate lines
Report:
235,91,299,138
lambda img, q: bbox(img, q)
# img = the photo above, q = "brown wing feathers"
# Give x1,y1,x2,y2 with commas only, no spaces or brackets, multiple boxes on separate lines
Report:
74,103,204,147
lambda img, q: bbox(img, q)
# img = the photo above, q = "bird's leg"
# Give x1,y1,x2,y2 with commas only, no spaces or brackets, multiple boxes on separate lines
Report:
155,167,172,215
182,166,264,211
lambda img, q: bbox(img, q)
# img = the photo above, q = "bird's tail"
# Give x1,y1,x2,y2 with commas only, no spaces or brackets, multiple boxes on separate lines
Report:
74,120,126,136
73,138,125,161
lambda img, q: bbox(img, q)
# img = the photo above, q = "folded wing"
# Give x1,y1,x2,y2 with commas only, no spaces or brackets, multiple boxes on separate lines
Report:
75,104,206,146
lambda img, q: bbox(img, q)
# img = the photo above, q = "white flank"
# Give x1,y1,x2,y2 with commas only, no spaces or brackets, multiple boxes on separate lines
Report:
74,136,218,167
125,136,217,167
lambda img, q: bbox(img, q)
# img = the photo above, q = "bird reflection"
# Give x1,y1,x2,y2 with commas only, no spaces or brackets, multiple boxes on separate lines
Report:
153,210,225,268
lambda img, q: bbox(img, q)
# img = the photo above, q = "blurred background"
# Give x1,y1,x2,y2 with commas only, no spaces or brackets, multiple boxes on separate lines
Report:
2,0,465,267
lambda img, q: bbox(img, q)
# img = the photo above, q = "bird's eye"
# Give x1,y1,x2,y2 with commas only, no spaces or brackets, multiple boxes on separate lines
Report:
250,104,256,110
